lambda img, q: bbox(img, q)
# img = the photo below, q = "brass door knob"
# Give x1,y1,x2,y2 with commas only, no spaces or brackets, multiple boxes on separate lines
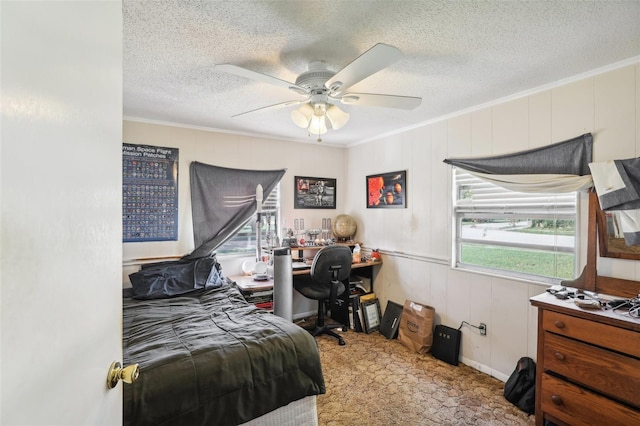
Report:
107,361,140,389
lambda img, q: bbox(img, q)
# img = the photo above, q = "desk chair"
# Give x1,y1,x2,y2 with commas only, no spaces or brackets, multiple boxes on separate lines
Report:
294,245,352,345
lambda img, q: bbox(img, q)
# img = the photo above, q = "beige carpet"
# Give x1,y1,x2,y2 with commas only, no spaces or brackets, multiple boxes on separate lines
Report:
312,328,536,426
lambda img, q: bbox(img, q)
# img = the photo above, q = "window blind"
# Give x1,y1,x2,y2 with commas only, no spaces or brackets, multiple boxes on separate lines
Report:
218,185,280,255
453,169,577,281
455,169,576,216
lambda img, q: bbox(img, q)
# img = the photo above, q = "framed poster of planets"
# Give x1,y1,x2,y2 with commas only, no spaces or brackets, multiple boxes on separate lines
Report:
366,170,406,208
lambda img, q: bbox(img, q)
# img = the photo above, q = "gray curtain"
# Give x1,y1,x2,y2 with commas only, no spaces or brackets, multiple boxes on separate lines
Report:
591,157,640,210
184,162,286,260
589,157,640,245
443,133,593,175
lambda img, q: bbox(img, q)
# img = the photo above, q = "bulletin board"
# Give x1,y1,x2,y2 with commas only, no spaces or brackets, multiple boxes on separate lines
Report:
122,143,179,242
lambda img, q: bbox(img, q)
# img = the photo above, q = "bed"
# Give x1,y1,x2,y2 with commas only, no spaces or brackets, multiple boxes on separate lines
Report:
122,256,325,426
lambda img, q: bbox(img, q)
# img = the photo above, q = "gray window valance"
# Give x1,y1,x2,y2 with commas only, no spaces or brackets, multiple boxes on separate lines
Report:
443,132,640,246
443,133,594,194
443,133,593,176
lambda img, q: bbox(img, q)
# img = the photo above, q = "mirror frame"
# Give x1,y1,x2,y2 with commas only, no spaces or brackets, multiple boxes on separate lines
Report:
561,191,640,299
594,192,640,260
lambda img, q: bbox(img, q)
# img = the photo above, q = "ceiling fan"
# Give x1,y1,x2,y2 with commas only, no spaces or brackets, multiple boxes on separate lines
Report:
215,43,422,142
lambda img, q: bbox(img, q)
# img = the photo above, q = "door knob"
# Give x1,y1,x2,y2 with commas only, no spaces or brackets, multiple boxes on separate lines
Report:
107,361,139,389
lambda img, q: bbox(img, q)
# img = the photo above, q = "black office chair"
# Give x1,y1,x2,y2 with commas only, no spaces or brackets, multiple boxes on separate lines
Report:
294,245,352,345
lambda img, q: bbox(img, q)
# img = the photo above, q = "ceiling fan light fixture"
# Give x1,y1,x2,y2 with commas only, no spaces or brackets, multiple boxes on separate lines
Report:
291,103,314,128
312,102,326,116
325,104,350,130
308,114,327,135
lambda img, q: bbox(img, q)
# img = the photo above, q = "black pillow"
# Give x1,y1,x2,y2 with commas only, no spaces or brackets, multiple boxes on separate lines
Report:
129,256,224,300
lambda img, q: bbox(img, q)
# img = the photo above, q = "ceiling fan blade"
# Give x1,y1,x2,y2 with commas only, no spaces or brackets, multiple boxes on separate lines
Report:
338,92,422,110
216,64,308,95
324,43,404,95
231,99,305,118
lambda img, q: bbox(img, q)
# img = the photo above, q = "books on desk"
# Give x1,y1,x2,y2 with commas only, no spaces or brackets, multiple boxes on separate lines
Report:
232,275,274,311
254,301,274,310
237,282,273,292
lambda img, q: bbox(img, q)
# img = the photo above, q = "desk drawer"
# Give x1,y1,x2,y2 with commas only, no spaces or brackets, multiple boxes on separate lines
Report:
542,310,640,358
543,332,640,407
541,373,640,426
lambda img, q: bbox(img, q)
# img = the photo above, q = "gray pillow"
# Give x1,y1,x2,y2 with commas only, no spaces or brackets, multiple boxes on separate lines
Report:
129,256,224,300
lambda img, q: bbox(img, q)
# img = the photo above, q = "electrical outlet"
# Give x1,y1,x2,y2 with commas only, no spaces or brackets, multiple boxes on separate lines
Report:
479,323,487,336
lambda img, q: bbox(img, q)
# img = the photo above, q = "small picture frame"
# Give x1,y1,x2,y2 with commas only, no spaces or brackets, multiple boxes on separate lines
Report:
366,170,406,208
295,176,337,209
361,298,382,333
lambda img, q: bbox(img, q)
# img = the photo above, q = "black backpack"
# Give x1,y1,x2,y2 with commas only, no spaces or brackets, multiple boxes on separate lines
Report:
504,356,536,415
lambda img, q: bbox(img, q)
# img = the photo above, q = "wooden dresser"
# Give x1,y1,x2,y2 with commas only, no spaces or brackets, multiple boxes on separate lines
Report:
530,293,640,425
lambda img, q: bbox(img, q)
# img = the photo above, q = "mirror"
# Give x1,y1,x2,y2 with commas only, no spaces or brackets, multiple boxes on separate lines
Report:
561,191,640,298
594,193,640,260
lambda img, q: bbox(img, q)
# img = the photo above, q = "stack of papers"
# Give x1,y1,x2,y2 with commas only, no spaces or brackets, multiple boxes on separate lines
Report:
292,262,310,269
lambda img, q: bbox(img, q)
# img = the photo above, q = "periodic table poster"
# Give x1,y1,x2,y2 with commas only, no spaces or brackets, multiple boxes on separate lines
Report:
122,143,179,242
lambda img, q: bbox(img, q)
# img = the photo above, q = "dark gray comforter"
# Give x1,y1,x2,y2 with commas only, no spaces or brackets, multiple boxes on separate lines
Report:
123,284,325,426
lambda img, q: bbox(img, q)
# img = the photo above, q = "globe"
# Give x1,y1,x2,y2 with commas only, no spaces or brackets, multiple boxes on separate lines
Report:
333,214,357,240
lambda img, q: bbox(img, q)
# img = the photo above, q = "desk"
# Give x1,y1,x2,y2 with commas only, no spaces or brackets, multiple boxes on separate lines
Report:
230,259,382,328
292,259,380,276
291,259,381,327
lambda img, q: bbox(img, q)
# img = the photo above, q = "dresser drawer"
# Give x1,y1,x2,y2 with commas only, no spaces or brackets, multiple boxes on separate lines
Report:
542,310,640,358
543,332,640,407
541,373,640,426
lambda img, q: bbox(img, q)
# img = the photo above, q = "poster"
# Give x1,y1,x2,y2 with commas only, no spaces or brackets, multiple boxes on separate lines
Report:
366,170,406,208
122,143,179,242
294,176,336,209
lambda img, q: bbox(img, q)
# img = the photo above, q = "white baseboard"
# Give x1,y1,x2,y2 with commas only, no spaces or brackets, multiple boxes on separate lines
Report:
460,356,510,383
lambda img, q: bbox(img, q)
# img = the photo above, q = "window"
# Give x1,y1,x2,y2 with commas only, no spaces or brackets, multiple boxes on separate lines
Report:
217,184,280,256
453,169,577,283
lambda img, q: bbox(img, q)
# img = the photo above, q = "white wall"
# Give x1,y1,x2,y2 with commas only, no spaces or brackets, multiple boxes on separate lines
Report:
346,62,640,380
122,120,348,316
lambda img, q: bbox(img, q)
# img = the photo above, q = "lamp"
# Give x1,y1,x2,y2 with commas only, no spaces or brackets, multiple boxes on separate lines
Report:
291,101,350,141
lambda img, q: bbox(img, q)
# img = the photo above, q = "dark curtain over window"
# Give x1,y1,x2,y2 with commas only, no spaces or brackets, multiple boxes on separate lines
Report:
443,133,593,175
184,162,286,260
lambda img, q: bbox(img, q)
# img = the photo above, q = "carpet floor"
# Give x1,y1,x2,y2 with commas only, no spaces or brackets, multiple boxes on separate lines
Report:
311,327,536,426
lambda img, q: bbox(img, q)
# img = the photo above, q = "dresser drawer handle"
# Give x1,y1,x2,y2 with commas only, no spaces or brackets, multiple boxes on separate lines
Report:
553,320,565,329
553,352,565,361
551,395,563,406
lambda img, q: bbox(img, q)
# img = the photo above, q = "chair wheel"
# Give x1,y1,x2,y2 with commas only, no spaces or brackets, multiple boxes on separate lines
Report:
342,326,348,332
338,338,345,346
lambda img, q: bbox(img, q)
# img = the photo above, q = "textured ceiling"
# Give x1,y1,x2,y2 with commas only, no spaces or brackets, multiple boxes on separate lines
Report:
124,1,640,147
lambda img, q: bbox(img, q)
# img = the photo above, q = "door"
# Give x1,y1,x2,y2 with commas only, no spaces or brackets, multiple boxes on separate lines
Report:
1,2,124,424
